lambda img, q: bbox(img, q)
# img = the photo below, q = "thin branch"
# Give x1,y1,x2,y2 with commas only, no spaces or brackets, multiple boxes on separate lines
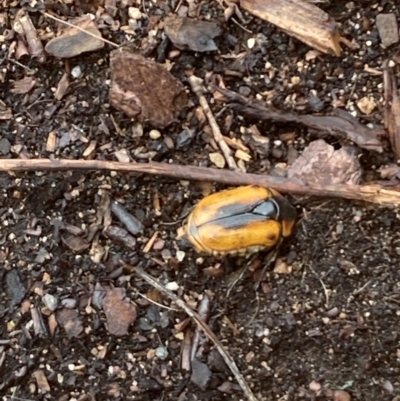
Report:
1,158,400,206
188,75,239,171
121,261,259,401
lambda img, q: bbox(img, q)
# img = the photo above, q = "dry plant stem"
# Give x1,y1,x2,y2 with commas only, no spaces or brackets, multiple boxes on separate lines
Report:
188,75,239,171
2,158,400,206
191,293,211,361
121,261,259,401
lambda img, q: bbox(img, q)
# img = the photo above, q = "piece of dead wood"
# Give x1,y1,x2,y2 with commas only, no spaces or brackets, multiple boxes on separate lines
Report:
1,158,400,206
287,139,362,186
240,0,342,56
383,61,400,159
109,49,188,129
14,14,46,62
121,261,259,401
213,86,384,153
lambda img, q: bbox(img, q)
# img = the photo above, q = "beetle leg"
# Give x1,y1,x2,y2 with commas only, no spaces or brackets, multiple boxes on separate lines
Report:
225,253,258,299
253,240,282,290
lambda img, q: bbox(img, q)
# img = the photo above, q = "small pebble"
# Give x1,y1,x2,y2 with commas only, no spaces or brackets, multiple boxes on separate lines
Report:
43,293,58,311
209,152,225,168
165,281,179,291
247,38,256,49
155,346,169,360
128,7,142,20
176,250,185,262
149,129,161,139
71,66,82,78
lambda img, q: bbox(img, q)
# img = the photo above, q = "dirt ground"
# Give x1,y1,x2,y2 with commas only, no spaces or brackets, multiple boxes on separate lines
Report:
1,1,400,401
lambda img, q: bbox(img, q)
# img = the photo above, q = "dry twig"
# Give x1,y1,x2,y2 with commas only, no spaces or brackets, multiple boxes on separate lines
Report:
121,261,259,401
188,75,239,171
1,158,400,206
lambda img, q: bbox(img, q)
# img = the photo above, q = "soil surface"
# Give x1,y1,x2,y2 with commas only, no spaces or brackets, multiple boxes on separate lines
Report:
1,1,400,401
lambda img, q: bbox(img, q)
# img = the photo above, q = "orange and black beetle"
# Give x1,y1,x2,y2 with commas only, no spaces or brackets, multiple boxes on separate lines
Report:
181,185,297,256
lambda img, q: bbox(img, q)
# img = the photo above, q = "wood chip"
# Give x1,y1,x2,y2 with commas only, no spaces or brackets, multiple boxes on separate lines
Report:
102,288,137,336
56,308,84,338
11,76,36,94
33,369,51,393
164,15,222,52
54,73,70,100
240,0,342,56
109,49,188,128
46,131,57,152
45,15,105,58
287,139,362,186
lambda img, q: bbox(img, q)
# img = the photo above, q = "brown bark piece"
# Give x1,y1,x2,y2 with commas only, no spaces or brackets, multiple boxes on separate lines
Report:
16,15,46,62
240,0,342,56
214,86,383,153
45,15,105,58
287,139,362,186
109,49,188,129
102,288,137,336
56,308,84,338
376,13,399,48
33,369,51,393
383,63,400,159
164,15,222,52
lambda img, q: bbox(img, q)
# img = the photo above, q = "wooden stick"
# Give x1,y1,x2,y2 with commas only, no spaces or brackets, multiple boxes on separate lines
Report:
188,75,239,171
1,158,400,206
121,261,259,401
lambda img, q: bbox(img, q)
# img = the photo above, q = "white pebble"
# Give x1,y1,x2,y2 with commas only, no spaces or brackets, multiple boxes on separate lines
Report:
71,66,82,78
247,38,256,49
149,129,161,139
165,281,179,291
176,250,185,262
128,7,143,20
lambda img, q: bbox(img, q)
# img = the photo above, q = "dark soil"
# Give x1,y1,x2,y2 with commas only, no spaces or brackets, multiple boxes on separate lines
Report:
1,1,400,401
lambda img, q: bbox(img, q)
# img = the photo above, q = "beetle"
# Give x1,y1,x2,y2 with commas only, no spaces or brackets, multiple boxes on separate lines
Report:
181,185,297,257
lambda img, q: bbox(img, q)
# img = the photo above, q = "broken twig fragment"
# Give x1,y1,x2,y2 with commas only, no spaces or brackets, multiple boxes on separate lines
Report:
240,0,342,56
383,61,400,159
213,86,383,153
1,158,400,206
188,75,239,171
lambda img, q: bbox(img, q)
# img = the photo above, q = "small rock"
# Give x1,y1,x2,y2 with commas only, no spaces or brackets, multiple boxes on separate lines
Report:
239,86,251,96
71,66,82,78
43,293,58,312
176,128,194,149
247,38,256,49
165,281,179,291
376,13,399,47
149,129,161,139
308,95,325,112
128,7,143,20
155,346,168,360
0,138,11,155
209,152,226,168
